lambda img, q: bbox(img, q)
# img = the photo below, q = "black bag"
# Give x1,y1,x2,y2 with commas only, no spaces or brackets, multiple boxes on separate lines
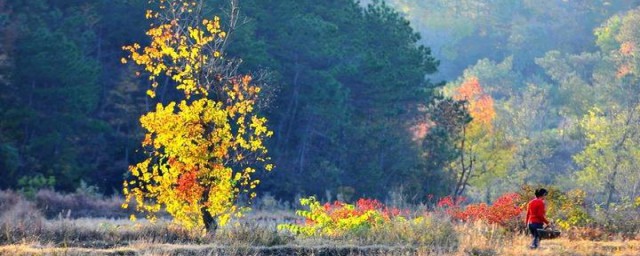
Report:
537,226,561,239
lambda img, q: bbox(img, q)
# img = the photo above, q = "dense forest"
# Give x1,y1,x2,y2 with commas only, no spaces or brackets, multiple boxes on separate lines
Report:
1,0,640,208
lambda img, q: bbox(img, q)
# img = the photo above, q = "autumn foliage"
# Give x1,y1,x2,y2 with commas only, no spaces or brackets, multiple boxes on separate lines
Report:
279,197,406,237
121,0,272,230
281,193,524,238
121,0,227,99
453,77,496,128
446,76,504,198
437,193,523,228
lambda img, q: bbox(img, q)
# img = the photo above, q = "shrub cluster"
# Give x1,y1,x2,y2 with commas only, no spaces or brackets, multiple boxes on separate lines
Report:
278,197,460,252
436,193,522,230
278,197,406,237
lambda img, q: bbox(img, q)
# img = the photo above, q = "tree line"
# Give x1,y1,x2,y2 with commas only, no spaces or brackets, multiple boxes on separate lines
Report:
1,0,640,207
0,0,442,201
388,0,640,205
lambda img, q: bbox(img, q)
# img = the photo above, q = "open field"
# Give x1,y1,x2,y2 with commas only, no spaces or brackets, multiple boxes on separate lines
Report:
2,232,639,255
1,190,639,255
1,214,639,255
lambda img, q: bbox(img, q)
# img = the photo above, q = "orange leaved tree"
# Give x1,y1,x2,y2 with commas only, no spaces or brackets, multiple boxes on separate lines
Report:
449,77,512,200
121,0,272,231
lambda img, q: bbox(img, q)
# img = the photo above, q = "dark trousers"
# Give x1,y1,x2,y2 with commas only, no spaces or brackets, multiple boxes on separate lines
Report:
528,223,544,248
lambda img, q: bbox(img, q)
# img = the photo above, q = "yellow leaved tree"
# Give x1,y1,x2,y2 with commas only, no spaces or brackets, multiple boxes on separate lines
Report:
121,0,273,231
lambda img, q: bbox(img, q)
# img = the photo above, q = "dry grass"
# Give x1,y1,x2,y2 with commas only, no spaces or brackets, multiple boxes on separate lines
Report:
451,221,639,255
497,236,640,256
295,213,459,252
34,189,136,219
1,190,639,255
1,219,639,255
0,243,422,256
2,238,639,256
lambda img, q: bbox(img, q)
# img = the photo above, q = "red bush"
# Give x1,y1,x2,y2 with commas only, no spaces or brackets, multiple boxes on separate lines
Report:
436,193,522,227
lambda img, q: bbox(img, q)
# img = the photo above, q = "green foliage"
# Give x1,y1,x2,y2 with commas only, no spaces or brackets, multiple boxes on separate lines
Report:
595,15,622,53
417,96,470,198
0,0,444,198
75,180,101,198
2,0,640,215
455,57,520,99
228,0,440,199
574,106,640,205
0,143,19,188
386,0,633,80
0,0,113,192
18,174,56,199
592,197,640,236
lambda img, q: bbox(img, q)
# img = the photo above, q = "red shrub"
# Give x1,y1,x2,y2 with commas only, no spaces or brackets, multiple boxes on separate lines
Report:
436,193,523,228
485,193,522,226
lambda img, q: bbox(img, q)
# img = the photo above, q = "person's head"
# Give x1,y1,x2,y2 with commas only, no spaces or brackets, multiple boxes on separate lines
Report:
535,188,548,198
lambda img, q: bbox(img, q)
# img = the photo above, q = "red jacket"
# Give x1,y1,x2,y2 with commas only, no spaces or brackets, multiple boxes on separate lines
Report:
526,198,549,225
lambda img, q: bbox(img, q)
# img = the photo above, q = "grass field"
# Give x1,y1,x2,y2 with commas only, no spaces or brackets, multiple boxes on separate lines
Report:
1,190,639,255
1,230,639,255
2,214,639,255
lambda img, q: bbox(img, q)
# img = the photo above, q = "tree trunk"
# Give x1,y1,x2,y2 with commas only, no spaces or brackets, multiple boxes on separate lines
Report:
201,206,217,232
200,187,217,232
454,115,470,200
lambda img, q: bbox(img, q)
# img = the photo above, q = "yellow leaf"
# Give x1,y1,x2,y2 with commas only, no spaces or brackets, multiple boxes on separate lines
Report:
122,1,273,232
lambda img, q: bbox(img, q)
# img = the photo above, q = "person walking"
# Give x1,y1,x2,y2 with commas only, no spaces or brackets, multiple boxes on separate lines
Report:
525,188,550,249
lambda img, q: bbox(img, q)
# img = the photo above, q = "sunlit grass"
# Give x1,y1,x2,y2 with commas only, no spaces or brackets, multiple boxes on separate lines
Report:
2,215,639,255
1,190,639,255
